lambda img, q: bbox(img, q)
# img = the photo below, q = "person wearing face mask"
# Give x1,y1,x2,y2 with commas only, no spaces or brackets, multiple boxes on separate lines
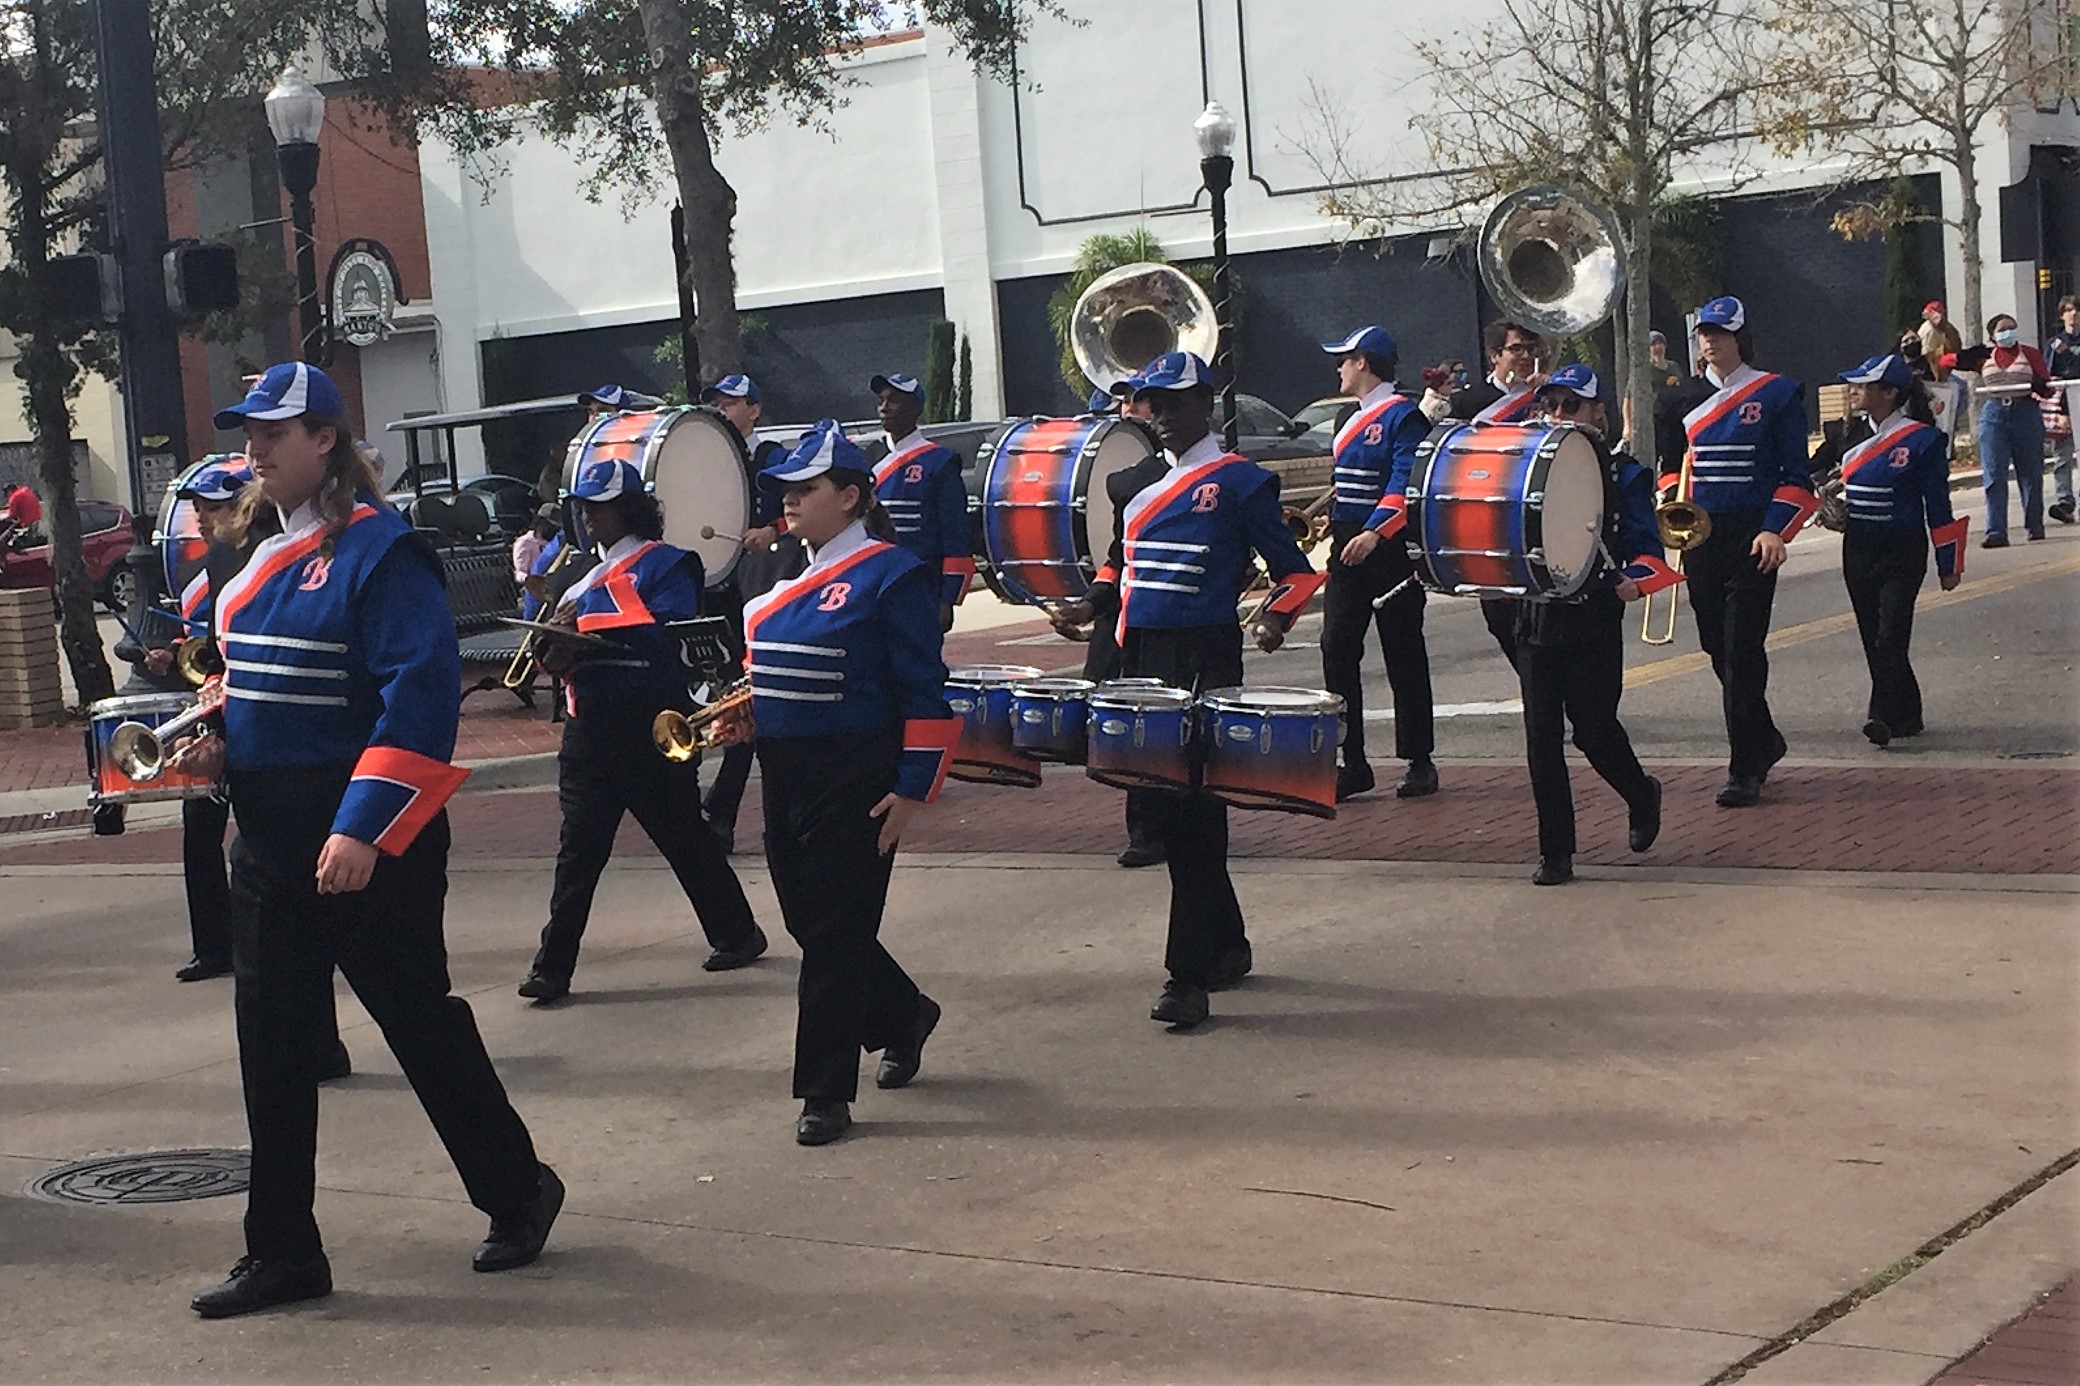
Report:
740,421,959,1146
173,364,561,1320
2043,296,2079,525
1511,367,1675,886
1940,315,2054,547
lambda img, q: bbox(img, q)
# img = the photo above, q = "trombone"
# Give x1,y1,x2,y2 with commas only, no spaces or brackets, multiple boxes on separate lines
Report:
1640,448,1713,645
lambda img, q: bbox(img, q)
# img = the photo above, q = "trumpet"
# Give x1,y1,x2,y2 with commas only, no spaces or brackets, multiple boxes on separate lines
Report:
1281,491,1334,552
653,679,755,761
173,636,221,687
1641,448,1713,646
109,679,227,781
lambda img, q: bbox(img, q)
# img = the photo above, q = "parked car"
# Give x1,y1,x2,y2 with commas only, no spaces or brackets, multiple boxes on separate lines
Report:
0,499,136,611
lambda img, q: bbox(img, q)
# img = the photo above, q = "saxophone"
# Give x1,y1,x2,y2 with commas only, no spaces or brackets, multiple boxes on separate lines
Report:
1815,465,1848,532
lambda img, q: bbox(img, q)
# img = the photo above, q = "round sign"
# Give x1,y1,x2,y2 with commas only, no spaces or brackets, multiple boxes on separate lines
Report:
328,247,396,349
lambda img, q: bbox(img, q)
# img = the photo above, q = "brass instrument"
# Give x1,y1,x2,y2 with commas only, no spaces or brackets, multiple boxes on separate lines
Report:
1814,465,1849,533
173,636,221,687
1478,185,1629,338
1641,448,1713,645
653,679,754,761
1070,262,1219,390
109,680,226,781
1281,490,1334,552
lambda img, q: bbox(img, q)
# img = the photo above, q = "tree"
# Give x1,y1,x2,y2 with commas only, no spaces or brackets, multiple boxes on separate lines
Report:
922,318,955,424
1762,0,2077,341
1299,0,1781,458
421,2,1064,387
1878,178,1931,342
0,0,343,702
955,331,972,421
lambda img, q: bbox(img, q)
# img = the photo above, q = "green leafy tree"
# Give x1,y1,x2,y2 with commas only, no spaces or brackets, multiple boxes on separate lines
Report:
955,331,972,421
922,319,955,424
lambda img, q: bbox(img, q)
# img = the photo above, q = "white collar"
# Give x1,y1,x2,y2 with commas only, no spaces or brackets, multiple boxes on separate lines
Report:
1358,380,1400,410
884,428,928,456
806,518,873,571
562,533,649,602
1163,432,1226,471
1872,408,1911,435
275,499,321,537
1706,361,1761,391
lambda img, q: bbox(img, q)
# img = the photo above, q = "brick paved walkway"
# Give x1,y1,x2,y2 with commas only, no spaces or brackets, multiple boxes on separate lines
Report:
8,761,2072,874
1932,1277,2078,1385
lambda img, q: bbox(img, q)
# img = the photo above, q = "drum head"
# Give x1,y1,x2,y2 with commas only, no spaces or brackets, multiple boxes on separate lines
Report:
950,664,1044,687
1200,686,1344,714
156,459,212,596
645,407,752,588
1534,429,1606,595
1080,418,1158,566
1013,677,1095,697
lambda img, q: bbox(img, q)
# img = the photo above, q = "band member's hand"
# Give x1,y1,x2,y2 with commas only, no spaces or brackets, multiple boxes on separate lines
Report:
315,834,378,894
1047,598,1095,640
522,574,548,600
144,647,174,675
870,793,924,855
1940,572,1961,591
549,600,579,628
1614,576,1643,602
1339,529,1381,566
1750,530,1789,573
166,732,224,779
742,525,779,553
1252,617,1287,653
939,604,955,633
535,642,577,677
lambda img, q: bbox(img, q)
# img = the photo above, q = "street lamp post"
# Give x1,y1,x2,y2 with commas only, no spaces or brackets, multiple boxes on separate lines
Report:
1195,101,1239,451
265,66,327,364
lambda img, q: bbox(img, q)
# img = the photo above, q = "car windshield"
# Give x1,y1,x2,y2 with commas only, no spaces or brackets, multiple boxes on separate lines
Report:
1293,399,1351,430
1233,395,1292,438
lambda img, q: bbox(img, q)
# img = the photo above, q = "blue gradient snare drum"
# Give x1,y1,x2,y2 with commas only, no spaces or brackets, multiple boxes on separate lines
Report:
1010,677,1095,764
1085,681,1197,793
1198,687,1344,818
945,664,1044,787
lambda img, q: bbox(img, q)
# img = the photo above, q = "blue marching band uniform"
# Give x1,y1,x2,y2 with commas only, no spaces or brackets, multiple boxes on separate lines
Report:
863,371,976,608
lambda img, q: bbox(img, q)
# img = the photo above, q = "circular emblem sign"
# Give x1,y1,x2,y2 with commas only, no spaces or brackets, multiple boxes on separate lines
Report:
328,247,396,349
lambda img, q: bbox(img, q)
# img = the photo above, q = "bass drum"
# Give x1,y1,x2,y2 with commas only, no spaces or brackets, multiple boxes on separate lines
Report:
1405,420,1605,600
155,456,221,601
975,414,1158,605
562,406,751,588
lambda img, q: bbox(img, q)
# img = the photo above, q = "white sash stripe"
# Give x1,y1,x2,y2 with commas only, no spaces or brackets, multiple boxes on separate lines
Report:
221,632,349,653
225,688,351,707
748,640,844,657
1124,540,1211,553
755,687,844,703
1123,579,1203,594
225,660,349,680
746,663,845,681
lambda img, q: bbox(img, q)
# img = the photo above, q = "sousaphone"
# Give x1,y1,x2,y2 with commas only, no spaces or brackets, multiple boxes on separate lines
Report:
1069,262,1220,390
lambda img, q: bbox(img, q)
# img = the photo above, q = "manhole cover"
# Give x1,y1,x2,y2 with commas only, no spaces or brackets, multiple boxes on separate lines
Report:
25,1149,250,1205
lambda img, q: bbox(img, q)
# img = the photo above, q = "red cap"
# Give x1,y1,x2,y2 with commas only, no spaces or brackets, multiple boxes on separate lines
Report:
1924,300,1945,315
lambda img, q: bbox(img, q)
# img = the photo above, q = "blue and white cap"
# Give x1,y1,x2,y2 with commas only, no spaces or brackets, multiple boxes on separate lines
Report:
701,374,759,404
568,457,645,503
213,362,346,429
1696,296,1746,331
1539,364,1601,400
581,384,657,411
176,454,252,501
869,372,924,400
1839,353,1913,390
765,419,871,484
1087,388,1115,414
1132,352,1214,396
1321,324,1398,359
1107,373,1147,399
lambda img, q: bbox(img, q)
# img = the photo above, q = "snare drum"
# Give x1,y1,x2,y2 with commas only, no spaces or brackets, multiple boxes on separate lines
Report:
1010,678,1095,764
1198,687,1343,818
945,665,1045,787
976,415,1158,605
1406,421,1605,600
1085,682,1197,793
84,693,218,806
563,407,751,587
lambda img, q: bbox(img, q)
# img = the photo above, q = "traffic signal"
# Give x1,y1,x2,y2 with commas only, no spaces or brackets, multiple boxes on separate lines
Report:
164,242,239,316
37,253,120,323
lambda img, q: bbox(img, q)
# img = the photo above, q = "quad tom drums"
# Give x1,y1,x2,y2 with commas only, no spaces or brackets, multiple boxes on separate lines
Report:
563,406,751,588
975,415,1157,605
1084,682,1197,794
1009,677,1096,765
945,665,1045,787
1406,420,1605,600
1197,687,1343,818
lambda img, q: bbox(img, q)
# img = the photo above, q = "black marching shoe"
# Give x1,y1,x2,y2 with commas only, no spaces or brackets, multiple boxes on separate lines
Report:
1759,732,1788,784
1982,533,2009,549
876,994,941,1090
1628,776,1663,853
703,924,769,972
2028,529,2046,541
1150,979,1209,1029
1334,760,1377,802
1862,718,1893,748
175,954,232,983
191,1255,332,1319
473,1164,564,1272
1116,840,1165,868
2050,500,2076,525
1205,944,1253,992
1715,775,1763,808
517,971,570,1003
796,1100,853,1146
1396,760,1440,798
317,1041,352,1083
1532,855,1574,886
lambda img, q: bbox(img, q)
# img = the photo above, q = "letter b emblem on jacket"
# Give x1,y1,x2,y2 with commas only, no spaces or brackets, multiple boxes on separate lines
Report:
905,463,924,483
297,556,331,591
1191,483,1221,512
1738,401,1763,425
816,582,851,611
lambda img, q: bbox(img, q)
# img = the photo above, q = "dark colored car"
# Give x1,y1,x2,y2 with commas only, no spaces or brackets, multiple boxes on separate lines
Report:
0,499,136,611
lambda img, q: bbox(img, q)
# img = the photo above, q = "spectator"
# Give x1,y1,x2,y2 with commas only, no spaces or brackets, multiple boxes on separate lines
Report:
1622,331,1687,449
1942,313,2054,547
1918,301,1964,380
1418,361,1462,421
3,480,44,548
2045,294,2079,525
513,503,557,605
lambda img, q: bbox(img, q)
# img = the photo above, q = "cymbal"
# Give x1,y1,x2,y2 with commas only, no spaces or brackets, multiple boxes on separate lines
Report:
496,617,621,651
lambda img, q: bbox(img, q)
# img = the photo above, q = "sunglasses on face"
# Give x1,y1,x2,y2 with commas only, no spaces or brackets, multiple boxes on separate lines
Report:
1500,342,1539,356
1542,395,1588,416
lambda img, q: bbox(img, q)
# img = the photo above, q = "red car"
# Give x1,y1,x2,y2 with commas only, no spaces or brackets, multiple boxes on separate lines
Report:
0,499,137,611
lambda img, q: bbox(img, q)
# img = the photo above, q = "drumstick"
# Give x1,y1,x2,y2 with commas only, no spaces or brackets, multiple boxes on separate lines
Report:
698,525,743,542
1370,575,1419,610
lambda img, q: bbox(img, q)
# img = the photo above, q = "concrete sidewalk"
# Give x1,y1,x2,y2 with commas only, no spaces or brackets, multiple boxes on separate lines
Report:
2,850,2072,1382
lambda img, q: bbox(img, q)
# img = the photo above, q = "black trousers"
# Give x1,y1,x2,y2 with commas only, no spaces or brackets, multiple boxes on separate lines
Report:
1481,598,1522,671
228,767,539,1262
1319,522,1434,765
759,730,924,1102
1121,624,1247,987
1083,591,1165,850
535,703,759,982
181,794,233,962
1843,529,1929,733
1517,608,1654,858
1684,508,1784,777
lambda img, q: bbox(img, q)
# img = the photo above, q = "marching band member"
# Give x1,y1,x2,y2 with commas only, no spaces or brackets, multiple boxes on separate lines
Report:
1513,368,1674,885
865,371,973,631
1049,373,1171,867
1449,320,1551,666
1678,296,1818,808
1118,353,1323,1029
519,457,767,1003
1832,354,1967,745
179,364,558,1319
1316,325,1439,801
1940,315,2054,547
741,421,958,1146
